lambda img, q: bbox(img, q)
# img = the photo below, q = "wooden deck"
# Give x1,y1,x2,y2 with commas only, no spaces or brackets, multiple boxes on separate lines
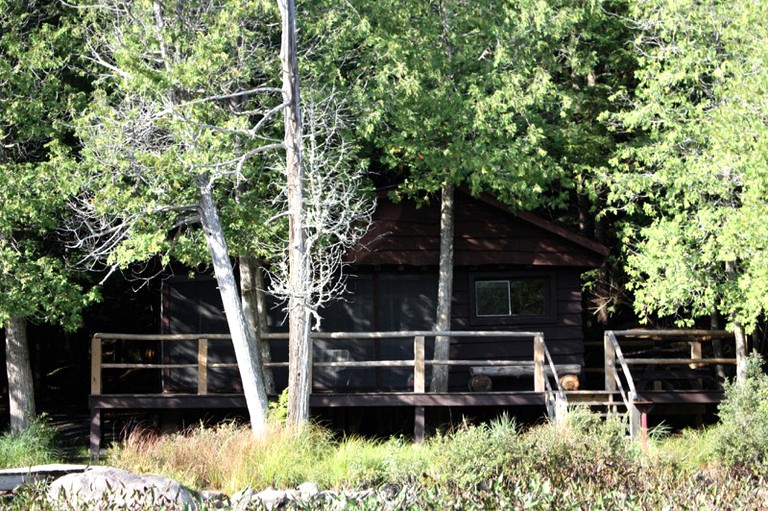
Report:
88,391,549,459
88,329,739,459
88,330,565,459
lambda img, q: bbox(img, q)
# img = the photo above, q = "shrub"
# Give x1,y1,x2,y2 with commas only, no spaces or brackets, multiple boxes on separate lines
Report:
426,414,521,487
0,415,60,469
712,354,768,468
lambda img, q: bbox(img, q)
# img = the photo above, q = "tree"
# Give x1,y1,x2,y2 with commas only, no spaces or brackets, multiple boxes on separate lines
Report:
269,0,376,424
67,0,284,432
306,0,634,389
607,0,768,381
68,0,373,428
277,0,312,425
267,89,374,423
0,1,96,431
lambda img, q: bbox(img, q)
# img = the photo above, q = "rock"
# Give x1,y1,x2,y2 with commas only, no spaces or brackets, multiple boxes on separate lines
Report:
47,466,199,510
200,490,230,509
255,488,289,510
231,486,289,511
297,481,320,499
230,487,255,511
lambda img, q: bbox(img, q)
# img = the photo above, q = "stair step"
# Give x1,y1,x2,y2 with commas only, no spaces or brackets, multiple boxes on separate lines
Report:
564,390,622,395
570,401,627,407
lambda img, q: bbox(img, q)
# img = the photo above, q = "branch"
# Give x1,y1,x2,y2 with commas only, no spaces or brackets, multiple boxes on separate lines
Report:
156,88,283,117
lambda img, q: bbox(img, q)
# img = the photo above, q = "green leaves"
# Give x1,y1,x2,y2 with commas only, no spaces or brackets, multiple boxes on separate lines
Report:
70,0,287,270
305,0,634,214
609,0,768,331
0,2,95,327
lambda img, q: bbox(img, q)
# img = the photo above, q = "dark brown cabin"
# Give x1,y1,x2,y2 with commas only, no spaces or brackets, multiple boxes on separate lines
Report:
315,190,607,391
160,189,608,393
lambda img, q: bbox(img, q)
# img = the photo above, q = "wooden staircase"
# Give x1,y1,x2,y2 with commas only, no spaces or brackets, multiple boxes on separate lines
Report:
570,330,737,436
565,390,628,416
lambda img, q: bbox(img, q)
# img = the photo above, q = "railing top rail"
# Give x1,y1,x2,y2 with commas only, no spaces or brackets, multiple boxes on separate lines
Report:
610,329,733,339
93,330,545,341
93,333,233,341
306,330,545,340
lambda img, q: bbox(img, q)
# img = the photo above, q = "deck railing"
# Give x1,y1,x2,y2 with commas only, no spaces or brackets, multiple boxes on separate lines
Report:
604,330,641,436
91,330,565,413
604,329,737,437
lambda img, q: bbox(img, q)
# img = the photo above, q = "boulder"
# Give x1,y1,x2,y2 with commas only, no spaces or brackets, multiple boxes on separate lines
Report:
47,466,199,510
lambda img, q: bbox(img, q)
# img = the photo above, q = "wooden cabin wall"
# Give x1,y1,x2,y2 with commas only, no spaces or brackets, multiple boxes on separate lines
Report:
162,277,237,392
161,265,587,393
448,266,585,391
316,273,438,391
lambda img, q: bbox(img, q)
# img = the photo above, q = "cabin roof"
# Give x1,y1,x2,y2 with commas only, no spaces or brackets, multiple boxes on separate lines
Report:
347,189,609,268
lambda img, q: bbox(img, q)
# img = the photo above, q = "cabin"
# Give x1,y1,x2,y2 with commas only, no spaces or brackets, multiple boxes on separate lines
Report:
88,189,741,458
158,189,608,394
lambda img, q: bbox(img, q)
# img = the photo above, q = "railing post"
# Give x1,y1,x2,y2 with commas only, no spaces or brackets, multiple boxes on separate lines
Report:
414,335,425,393
198,338,208,395
628,390,641,439
534,334,545,392
91,335,102,396
604,332,617,394
690,338,703,390
555,394,568,424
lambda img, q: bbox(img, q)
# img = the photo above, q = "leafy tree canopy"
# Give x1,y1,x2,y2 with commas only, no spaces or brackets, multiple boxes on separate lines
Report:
608,0,768,332
305,0,634,214
0,1,97,329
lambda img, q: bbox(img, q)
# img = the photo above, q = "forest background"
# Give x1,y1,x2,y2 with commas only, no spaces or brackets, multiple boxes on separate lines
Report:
1,0,767,434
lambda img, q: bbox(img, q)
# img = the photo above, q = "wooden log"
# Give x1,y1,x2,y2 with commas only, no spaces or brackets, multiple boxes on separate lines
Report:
534,335,545,392
91,336,102,396
468,374,493,392
690,341,702,369
626,358,736,365
414,335,425,393
559,374,579,391
414,406,425,443
89,409,101,461
198,338,208,395
469,364,581,377
101,363,199,369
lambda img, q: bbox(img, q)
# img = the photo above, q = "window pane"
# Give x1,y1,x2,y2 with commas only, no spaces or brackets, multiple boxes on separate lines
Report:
475,280,511,316
510,279,547,315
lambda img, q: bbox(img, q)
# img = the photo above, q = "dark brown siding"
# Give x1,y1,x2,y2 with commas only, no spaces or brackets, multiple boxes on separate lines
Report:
349,191,606,268
446,267,585,390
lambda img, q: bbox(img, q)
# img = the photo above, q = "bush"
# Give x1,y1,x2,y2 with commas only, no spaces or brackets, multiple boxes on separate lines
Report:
0,415,61,469
712,354,768,468
426,414,521,487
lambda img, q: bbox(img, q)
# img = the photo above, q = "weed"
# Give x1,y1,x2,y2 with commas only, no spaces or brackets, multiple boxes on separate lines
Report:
0,414,61,469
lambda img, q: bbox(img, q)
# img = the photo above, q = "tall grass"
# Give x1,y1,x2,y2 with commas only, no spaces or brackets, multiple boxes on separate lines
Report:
106,421,433,493
99,365,768,509
0,415,61,469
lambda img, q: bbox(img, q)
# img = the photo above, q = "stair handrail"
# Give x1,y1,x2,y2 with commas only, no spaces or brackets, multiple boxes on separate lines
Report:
605,330,641,437
538,334,567,422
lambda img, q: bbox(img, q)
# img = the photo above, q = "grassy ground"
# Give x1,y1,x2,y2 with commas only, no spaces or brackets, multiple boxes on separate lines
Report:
5,358,768,509
3,409,767,510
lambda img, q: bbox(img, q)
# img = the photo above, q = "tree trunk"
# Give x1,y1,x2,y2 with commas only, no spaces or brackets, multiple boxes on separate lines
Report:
430,183,454,392
278,0,312,425
725,260,748,383
733,320,748,384
711,311,727,382
196,179,268,434
240,255,275,395
5,316,35,433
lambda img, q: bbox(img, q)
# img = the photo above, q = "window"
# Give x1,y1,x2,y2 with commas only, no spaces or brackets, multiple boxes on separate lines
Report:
475,280,511,316
471,274,555,324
